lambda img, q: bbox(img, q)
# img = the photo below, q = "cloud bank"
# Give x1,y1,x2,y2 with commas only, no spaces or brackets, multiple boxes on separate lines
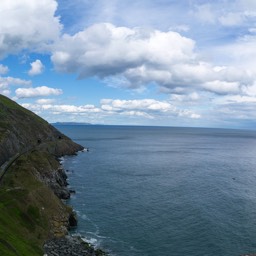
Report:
1,0,256,127
21,98,201,125
51,23,254,97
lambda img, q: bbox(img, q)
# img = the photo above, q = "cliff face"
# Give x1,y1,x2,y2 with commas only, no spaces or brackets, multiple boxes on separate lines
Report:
0,95,84,255
0,95,83,166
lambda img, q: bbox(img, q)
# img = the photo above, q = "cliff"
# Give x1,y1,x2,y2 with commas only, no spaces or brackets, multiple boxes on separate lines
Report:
0,95,83,166
0,95,90,255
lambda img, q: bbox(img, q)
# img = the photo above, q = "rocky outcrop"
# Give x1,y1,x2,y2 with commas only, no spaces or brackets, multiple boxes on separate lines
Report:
44,236,106,256
49,168,71,200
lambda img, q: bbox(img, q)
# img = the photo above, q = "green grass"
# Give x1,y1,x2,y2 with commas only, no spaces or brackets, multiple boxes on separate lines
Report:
0,95,50,143
0,95,80,255
0,95,19,109
0,150,71,255
0,188,45,255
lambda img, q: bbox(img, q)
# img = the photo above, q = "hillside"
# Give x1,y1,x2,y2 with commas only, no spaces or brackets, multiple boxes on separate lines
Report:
0,95,83,166
0,95,93,255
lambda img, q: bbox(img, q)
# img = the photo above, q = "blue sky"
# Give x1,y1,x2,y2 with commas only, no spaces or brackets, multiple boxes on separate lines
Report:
1,0,256,128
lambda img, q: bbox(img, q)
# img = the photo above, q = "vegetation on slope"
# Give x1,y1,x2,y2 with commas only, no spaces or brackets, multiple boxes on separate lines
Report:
0,150,74,255
0,95,83,255
0,94,82,166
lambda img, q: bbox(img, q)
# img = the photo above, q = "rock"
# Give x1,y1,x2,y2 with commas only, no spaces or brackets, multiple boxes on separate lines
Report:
51,185,70,200
68,211,78,228
47,168,71,199
44,236,107,256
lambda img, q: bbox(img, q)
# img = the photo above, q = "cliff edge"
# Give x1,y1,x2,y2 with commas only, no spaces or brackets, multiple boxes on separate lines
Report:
0,95,91,255
0,95,83,166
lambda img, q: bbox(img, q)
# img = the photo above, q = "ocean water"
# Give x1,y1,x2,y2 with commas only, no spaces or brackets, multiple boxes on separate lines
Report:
56,125,256,256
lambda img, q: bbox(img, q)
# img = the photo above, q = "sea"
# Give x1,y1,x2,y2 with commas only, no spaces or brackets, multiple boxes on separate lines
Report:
56,125,256,256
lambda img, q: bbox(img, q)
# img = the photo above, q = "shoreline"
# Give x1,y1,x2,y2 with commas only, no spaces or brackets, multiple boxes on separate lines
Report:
44,235,106,256
43,150,107,256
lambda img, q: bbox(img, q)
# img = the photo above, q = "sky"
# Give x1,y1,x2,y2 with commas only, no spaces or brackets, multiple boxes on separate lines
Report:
1,0,256,129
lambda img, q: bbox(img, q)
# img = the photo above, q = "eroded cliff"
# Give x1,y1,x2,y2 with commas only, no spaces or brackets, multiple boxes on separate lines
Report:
0,95,85,255
0,95,83,166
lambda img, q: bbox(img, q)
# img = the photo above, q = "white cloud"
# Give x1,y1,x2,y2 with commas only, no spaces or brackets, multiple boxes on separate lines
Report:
51,23,195,78
121,111,154,119
0,64,9,75
21,98,201,124
0,76,31,93
1,0,256,127
36,98,55,104
100,98,201,119
100,99,173,112
28,60,45,76
209,34,256,76
50,23,255,96
170,92,200,103
0,0,62,58
15,86,63,98
202,81,241,95
21,103,102,117
1,89,11,96
46,104,101,113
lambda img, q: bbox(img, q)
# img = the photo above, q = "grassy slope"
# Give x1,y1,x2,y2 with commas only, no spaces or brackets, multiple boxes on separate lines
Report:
0,151,72,255
0,95,79,255
0,95,45,133
0,94,67,155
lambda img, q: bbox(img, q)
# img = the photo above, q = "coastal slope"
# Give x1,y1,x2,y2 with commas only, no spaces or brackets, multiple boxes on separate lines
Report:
0,95,83,166
0,95,84,255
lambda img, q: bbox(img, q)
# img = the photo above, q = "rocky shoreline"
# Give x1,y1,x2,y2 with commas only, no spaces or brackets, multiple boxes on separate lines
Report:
43,153,108,256
44,236,106,256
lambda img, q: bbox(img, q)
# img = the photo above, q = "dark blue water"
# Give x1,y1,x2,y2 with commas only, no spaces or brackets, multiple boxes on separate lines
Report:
56,125,256,256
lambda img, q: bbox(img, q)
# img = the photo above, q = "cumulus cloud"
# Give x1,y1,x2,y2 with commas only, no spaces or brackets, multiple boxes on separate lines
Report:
15,86,63,98
51,23,195,78
100,99,201,119
21,98,201,124
50,23,254,96
0,0,62,58
21,103,102,118
1,90,11,96
0,76,31,94
28,60,45,76
100,99,172,112
45,104,101,114
36,98,55,104
1,0,256,127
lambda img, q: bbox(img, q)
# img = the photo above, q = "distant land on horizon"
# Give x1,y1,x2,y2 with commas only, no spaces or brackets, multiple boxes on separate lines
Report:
52,122,93,126
51,123,256,131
